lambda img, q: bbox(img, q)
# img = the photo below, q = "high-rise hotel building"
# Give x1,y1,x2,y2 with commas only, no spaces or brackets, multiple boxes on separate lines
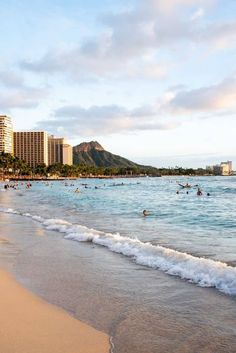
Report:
62,143,73,165
13,132,72,168
48,135,72,165
0,115,13,154
14,131,48,168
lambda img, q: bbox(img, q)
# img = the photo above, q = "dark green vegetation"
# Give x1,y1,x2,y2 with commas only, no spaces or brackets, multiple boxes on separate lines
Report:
0,151,212,178
0,152,31,176
72,141,211,176
73,141,139,168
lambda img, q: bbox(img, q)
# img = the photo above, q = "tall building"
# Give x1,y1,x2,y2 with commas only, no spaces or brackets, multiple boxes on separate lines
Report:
0,115,13,154
62,144,73,165
220,161,232,176
14,131,48,168
212,164,221,175
48,136,64,165
48,135,72,165
207,161,233,176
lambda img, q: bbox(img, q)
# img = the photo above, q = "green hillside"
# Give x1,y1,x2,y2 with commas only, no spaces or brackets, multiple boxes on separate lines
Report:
73,141,140,168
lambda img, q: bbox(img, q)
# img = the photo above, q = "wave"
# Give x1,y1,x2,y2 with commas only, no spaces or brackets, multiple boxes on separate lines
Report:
1,207,236,296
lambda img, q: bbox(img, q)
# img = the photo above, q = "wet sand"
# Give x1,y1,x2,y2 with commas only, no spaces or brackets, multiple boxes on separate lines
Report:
0,268,109,353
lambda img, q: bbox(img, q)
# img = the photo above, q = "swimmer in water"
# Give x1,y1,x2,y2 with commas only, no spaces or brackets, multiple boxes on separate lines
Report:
197,187,202,196
143,210,148,216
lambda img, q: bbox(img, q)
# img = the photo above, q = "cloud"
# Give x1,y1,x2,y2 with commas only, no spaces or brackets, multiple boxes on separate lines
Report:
191,8,205,21
202,21,236,50
20,0,235,82
36,104,177,137
149,0,214,14
21,45,168,81
0,68,49,110
35,74,236,137
0,70,24,88
0,92,38,110
163,76,236,113
0,87,48,111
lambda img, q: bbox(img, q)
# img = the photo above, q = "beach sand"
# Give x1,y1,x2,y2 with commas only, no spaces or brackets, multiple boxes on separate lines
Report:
0,268,109,353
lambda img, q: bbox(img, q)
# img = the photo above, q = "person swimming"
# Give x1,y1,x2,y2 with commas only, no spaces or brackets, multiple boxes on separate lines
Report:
197,187,202,196
143,209,148,216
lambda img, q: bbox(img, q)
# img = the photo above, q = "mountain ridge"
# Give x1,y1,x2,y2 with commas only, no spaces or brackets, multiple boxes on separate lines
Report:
73,141,146,168
73,141,104,153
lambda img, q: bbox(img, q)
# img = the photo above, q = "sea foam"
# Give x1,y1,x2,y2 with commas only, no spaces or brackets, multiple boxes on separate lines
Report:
1,207,236,296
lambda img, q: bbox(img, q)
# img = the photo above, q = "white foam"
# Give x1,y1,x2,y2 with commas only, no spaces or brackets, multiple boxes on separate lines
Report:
0,208,19,214
1,207,236,296
22,213,32,217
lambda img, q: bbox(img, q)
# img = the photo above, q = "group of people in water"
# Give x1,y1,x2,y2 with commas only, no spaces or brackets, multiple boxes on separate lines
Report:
3,181,32,190
2,179,211,221
74,181,141,193
176,187,209,196
176,182,210,196
143,182,211,217
4,183,18,190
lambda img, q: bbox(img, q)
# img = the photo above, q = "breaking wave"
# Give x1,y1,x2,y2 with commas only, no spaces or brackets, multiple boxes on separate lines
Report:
1,207,236,296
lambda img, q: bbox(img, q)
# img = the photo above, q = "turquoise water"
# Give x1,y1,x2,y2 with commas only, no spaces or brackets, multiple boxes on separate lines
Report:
1,176,236,295
1,176,236,353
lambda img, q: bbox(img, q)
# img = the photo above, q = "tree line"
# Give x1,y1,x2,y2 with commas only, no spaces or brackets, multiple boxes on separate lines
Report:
0,152,212,178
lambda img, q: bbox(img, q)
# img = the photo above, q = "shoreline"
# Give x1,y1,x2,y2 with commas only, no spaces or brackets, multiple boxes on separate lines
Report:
4,173,233,182
2,174,229,182
1,178,236,353
0,268,109,353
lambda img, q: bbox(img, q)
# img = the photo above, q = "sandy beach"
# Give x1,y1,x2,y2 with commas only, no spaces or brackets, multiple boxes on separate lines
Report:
0,268,109,353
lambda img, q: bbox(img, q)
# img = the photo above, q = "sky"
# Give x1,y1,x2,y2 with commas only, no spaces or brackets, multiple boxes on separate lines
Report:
0,0,236,168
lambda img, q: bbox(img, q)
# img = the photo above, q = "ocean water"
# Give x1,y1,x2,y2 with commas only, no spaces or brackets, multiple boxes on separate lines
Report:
0,176,236,352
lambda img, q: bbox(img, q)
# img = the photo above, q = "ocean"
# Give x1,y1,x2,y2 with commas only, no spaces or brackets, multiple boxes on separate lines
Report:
0,176,236,352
